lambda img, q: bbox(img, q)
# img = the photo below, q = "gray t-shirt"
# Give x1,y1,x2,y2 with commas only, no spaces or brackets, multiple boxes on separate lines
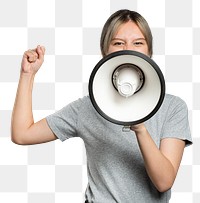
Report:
46,94,192,203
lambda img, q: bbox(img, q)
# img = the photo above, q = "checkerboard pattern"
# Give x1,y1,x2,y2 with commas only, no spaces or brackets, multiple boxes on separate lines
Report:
0,0,199,202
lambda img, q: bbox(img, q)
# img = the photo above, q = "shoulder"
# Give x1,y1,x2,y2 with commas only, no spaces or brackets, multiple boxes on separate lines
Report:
164,94,187,106
161,94,188,113
160,94,192,146
70,95,92,112
64,95,97,119
64,95,91,110
150,94,189,128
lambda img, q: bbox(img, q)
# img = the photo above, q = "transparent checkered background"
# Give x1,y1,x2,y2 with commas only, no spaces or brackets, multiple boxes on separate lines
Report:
0,0,199,202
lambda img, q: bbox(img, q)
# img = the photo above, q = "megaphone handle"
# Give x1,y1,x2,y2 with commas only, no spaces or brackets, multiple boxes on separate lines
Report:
122,126,131,132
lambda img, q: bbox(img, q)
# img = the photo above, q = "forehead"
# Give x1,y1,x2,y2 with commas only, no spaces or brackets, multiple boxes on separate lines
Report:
114,21,145,39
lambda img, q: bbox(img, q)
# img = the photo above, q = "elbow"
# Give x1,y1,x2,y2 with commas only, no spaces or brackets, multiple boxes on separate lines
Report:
156,184,172,193
11,137,25,145
155,179,174,193
11,131,28,145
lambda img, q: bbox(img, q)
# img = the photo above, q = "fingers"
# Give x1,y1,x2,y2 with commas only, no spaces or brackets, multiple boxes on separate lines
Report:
23,45,45,63
27,50,38,63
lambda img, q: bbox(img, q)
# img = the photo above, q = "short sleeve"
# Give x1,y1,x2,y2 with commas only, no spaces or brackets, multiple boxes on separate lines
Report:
161,96,192,147
46,99,80,141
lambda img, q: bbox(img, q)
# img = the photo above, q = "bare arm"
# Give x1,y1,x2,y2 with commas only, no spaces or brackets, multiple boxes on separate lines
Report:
131,124,185,192
11,45,57,145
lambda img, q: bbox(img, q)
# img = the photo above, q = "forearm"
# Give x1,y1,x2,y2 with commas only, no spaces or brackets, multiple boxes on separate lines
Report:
11,73,35,143
134,127,176,192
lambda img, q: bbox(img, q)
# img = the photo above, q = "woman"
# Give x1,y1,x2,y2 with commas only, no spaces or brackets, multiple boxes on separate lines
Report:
11,9,192,202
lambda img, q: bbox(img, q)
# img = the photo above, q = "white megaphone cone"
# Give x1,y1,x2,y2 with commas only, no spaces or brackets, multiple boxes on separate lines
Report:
89,50,165,126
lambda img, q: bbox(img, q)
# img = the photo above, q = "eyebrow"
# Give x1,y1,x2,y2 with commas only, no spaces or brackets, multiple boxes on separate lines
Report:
111,37,146,41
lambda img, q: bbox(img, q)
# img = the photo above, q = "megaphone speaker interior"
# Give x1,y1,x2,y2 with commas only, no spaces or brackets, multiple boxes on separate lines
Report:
88,50,165,126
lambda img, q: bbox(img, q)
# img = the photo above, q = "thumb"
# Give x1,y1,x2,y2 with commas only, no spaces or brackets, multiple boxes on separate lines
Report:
37,45,45,61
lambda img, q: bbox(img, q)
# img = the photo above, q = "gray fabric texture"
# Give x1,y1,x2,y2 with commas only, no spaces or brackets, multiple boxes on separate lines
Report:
46,94,192,203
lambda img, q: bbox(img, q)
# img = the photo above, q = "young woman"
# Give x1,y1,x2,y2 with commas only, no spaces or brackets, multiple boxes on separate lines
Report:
11,9,192,203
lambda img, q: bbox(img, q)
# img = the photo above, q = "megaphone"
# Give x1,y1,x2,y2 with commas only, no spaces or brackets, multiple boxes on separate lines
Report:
88,50,165,126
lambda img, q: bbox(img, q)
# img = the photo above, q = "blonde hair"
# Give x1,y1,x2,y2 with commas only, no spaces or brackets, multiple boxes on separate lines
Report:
100,9,153,57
